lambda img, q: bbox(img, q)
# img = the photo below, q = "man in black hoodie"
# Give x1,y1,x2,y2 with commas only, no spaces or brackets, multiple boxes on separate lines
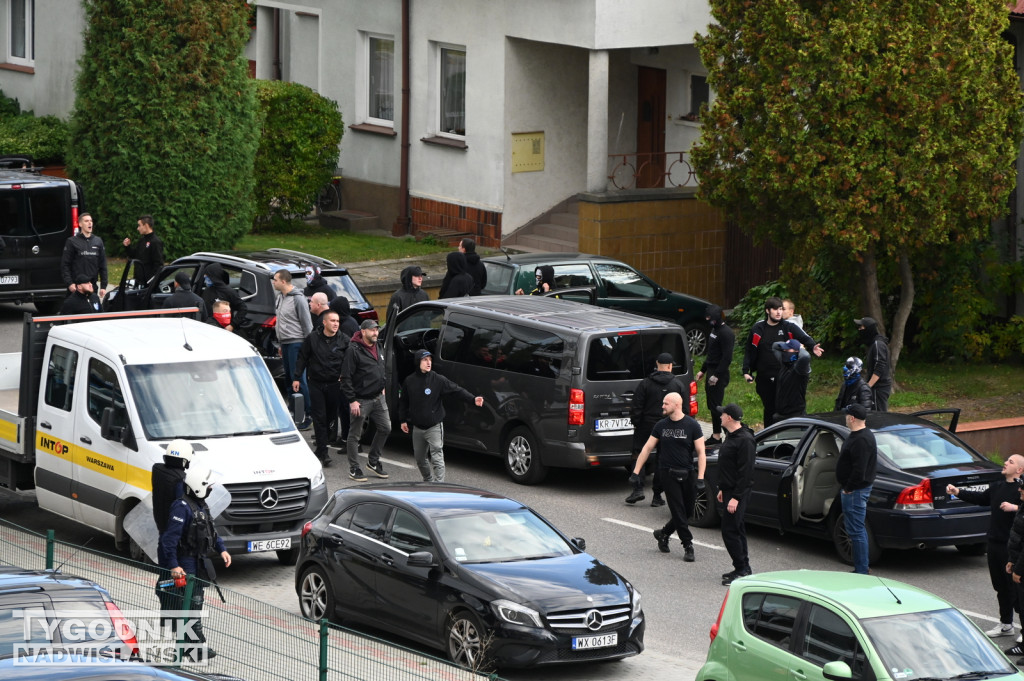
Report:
460,238,487,295
697,304,734,446
516,265,558,296
716,404,756,585
294,310,349,467
400,349,483,482
772,338,811,421
835,357,873,411
200,263,247,331
59,275,102,315
439,252,474,298
626,352,688,507
162,270,208,322
388,265,429,319
329,296,360,339
854,317,892,411
303,265,336,302
341,320,391,481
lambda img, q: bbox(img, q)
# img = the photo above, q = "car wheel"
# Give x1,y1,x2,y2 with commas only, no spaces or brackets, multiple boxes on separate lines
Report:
298,566,335,621
277,547,300,566
830,510,882,566
503,426,547,485
446,609,490,671
955,543,987,556
685,323,710,357
690,481,720,528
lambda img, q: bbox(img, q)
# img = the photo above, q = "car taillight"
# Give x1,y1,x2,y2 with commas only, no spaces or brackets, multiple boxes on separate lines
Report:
105,601,139,657
689,381,699,416
569,388,585,426
358,309,379,321
710,589,729,642
895,479,933,510
71,205,79,234
261,316,277,328
302,521,313,538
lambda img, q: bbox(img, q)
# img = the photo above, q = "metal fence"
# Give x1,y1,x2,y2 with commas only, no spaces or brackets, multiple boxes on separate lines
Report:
0,519,502,681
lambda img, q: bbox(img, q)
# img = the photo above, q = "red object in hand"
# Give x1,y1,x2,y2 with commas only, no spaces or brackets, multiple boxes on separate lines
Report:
174,575,187,588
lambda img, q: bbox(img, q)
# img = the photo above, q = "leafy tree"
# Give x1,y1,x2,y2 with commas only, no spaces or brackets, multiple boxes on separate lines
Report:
66,0,257,257
692,0,1024,371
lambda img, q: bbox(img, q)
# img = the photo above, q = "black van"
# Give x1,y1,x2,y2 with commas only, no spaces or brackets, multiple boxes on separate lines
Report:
0,167,85,313
382,296,697,484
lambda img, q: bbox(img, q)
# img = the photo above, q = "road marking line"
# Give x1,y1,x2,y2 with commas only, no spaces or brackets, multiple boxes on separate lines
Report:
960,609,999,624
373,456,416,470
602,518,725,551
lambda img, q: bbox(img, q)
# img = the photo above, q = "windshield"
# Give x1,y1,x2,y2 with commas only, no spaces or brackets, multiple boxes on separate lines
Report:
874,425,980,470
125,357,294,439
862,608,1014,680
434,509,573,564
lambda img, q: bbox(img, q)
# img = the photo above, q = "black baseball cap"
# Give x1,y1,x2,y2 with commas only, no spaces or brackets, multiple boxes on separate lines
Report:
655,352,674,365
716,403,743,420
360,319,379,330
844,403,868,420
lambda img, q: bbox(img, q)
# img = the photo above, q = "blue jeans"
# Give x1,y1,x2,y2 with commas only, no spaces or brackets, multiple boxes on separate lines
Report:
281,341,309,421
841,486,872,574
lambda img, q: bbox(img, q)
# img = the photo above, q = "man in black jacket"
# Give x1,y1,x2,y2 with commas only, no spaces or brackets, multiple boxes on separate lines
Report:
772,339,811,421
200,263,247,331
303,265,336,302
400,349,483,481
122,215,164,285
742,296,822,427
947,454,1024,639
835,357,873,411
697,304,734,446
439,252,474,298
59,275,102,315
162,271,208,321
294,311,349,467
387,265,429,320
341,320,391,481
460,238,487,295
626,352,687,507
855,317,892,411
836,403,877,574
329,296,360,339
716,404,756,585
61,212,108,297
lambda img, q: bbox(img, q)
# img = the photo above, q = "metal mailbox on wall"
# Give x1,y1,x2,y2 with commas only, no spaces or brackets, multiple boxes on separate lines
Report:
511,132,545,173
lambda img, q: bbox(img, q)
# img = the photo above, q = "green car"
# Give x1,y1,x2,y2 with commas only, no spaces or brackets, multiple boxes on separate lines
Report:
698,570,1022,681
482,253,714,355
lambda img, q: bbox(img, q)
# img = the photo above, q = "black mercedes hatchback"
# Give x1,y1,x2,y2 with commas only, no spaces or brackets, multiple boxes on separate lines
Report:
295,484,644,670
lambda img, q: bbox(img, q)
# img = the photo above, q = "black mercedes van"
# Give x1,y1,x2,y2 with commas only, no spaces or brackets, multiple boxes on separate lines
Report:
0,166,85,313
382,296,697,484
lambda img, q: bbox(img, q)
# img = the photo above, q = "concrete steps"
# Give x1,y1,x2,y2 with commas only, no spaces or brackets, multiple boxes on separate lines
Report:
319,209,379,232
503,199,580,253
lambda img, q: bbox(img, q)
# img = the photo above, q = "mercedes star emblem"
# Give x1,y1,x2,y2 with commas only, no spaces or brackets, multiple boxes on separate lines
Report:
259,486,280,509
585,609,603,631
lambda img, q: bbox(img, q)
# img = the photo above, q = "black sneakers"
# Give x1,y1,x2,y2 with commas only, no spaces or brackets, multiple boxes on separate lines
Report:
349,467,367,482
650,493,665,507
625,489,645,504
722,568,752,585
367,461,389,478
653,529,670,553
683,544,695,562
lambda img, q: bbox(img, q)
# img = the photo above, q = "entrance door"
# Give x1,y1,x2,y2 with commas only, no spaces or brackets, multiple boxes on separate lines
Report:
636,66,666,189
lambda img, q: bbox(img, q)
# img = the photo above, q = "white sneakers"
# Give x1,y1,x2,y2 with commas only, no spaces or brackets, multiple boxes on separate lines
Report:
985,623,1016,638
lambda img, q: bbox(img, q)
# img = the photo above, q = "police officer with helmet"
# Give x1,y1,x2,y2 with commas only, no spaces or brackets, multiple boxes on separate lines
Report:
158,464,231,659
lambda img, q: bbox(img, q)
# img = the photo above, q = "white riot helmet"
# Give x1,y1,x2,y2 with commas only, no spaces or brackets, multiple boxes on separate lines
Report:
164,439,195,467
184,464,215,500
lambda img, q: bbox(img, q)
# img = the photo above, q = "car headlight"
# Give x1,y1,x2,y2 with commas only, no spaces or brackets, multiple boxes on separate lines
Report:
631,587,642,618
492,599,543,628
311,469,325,489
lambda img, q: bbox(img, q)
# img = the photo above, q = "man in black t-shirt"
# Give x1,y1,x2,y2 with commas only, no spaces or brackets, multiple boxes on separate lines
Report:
629,393,706,562
836,403,877,574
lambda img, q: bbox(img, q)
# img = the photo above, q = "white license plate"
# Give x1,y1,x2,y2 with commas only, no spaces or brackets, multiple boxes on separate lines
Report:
0,275,18,285
247,538,291,553
572,633,617,650
595,418,632,432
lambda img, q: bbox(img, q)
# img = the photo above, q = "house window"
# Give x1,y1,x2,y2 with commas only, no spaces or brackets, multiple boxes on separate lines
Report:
8,0,34,66
689,74,709,118
367,35,394,124
438,45,466,137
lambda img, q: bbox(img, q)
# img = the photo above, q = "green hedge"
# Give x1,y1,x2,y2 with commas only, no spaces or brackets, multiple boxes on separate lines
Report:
253,80,343,227
0,90,69,165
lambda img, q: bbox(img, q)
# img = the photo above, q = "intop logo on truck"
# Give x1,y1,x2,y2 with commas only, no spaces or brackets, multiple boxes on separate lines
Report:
38,435,69,457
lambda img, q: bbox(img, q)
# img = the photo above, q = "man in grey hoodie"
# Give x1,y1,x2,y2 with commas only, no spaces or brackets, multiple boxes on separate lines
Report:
273,270,313,429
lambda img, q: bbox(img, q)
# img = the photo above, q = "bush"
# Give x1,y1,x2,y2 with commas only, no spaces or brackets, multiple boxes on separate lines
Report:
0,89,69,165
729,281,789,335
66,0,257,258
252,80,343,228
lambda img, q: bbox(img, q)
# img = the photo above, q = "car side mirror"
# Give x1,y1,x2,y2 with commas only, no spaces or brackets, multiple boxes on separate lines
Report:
289,393,306,424
822,661,852,681
100,407,137,451
571,537,586,551
408,551,437,567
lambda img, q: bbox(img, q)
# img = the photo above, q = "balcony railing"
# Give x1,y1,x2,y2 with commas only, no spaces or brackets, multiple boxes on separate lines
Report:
607,151,698,190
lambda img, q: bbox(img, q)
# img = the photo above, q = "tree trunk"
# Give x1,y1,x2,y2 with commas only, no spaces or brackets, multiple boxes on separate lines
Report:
857,247,886,337
888,251,915,374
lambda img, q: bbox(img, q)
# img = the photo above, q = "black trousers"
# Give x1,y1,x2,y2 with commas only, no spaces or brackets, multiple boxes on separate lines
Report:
989,540,1017,625
706,380,726,435
308,380,341,460
660,469,695,546
721,492,751,572
872,385,891,412
756,373,777,427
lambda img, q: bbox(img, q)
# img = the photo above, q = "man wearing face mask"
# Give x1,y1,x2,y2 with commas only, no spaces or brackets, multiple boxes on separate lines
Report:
772,338,812,421
162,271,208,322
854,317,892,412
207,301,234,330
200,263,247,330
515,265,559,296
696,304,734,446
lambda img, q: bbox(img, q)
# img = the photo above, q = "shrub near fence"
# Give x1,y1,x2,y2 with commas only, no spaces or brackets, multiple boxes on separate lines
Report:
0,519,500,681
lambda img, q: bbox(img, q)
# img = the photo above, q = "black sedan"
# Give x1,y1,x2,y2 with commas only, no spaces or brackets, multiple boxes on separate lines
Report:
294,484,644,670
691,409,1002,564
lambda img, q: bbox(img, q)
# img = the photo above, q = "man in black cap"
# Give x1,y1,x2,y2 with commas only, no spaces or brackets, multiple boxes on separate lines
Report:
716,404,756,585
855,317,892,412
626,352,688,507
836,403,877,574
697,304,734,446
399,349,484,482
59,274,102,315
162,270,208,321
341,319,391,481
388,265,429,320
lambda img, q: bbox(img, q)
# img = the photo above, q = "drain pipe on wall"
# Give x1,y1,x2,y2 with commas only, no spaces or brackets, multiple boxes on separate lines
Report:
394,0,412,235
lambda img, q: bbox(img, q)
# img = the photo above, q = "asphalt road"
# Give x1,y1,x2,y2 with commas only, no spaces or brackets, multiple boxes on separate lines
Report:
0,301,1006,681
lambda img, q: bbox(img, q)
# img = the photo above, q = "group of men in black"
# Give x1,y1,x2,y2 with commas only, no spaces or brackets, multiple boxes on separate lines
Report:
623,296,890,583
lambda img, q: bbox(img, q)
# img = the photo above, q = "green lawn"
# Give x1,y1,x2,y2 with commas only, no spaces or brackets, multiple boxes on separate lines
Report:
236,226,455,263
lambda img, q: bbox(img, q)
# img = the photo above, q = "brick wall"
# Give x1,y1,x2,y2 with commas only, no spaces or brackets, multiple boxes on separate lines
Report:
578,190,727,305
409,196,502,247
